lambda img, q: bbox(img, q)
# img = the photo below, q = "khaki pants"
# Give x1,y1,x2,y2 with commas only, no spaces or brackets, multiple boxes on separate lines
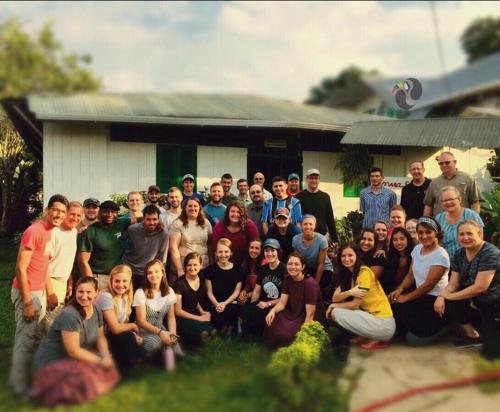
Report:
9,288,47,396
43,277,68,331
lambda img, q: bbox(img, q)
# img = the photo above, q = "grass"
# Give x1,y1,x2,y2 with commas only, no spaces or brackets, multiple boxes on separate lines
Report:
0,235,349,412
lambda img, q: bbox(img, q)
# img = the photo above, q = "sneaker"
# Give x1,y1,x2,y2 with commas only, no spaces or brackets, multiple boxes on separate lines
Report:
454,336,483,349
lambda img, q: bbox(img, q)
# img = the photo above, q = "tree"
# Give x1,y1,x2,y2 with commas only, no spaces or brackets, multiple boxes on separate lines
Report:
0,17,102,234
460,17,500,63
305,66,379,109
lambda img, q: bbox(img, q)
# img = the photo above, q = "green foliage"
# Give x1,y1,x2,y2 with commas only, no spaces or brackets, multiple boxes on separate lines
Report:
335,210,364,244
461,16,500,63
305,65,379,109
109,193,129,208
335,145,372,187
482,184,500,247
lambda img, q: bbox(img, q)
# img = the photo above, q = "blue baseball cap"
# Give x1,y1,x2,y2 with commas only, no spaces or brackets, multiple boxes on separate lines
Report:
288,173,300,181
263,238,280,250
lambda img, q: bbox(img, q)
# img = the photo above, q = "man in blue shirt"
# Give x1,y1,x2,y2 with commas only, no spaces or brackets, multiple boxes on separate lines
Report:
203,182,226,227
181,173,206,206
360,167,397,229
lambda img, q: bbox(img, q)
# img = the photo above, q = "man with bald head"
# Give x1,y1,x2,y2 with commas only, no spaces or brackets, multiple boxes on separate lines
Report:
423,152,482,216
253,171,272,201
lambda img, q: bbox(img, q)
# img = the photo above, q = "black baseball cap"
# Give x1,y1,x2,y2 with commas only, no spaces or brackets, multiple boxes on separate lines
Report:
83,198,100,207
99,200,119,211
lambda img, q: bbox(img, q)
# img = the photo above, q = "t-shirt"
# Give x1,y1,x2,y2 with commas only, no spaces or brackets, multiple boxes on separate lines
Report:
95,291,129,323
292,233,333,272
204,263,244,302
256,263,286,301
161,209,181,233
48,226,78,281
451,242,500,305
400,178,431,220
122,223,169,276
281,275,325,323
355,266,393,318
266,224,302,261
423,170,482,215
436,208,483,258
182,192,206,207
295,190,338,241
246,203,264,238
13,220,52,291
173,275,208,315
212,220,260,266
169,218,212,267
77,218,130,275
32,305,103,371
132,287,177,311
203,203,227,227
261,196,302,226
411,244,449,296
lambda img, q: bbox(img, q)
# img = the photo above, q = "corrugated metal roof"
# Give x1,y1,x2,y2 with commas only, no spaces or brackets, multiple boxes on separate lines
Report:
341,118,500,148
26,92,387,132
364,51,500,112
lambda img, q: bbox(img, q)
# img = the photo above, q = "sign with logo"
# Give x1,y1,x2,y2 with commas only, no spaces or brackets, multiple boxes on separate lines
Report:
383,177,410,201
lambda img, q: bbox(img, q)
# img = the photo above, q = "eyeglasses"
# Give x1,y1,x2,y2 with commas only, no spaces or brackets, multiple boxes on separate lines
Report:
249,191,261,195
442,197,459,203
438,161,453,166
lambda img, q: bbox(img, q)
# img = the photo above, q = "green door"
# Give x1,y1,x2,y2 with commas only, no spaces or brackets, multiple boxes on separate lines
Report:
156,144,197,192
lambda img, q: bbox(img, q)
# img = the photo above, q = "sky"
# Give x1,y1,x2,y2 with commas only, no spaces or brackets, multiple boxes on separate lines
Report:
1,1,499,102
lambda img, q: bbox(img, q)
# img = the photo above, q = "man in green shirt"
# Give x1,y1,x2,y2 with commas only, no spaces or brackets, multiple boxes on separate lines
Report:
77,200,130,290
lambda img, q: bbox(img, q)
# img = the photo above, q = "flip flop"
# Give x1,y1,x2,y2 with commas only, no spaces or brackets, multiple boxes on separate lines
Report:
360,340,389,351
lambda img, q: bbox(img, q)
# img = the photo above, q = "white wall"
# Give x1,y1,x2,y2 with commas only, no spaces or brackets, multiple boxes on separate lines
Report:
197,145,248,195
303,146,494,218
43,122,156,204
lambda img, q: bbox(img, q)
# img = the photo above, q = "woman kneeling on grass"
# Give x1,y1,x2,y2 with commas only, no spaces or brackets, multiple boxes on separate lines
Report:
265,252,325,348
174,252,216,347
31,277,119,406
205,238,244,335
326,243,395,350
133,259,180,369
95,264,144,371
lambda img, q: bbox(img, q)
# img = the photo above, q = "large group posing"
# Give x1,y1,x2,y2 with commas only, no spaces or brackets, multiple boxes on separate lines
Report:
9,151,500,406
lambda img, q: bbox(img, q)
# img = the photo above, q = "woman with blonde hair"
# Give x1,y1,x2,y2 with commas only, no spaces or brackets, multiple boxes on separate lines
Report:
95,264,144,370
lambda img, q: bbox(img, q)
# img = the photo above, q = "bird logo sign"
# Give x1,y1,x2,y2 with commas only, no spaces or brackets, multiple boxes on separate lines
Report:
392,78,423,110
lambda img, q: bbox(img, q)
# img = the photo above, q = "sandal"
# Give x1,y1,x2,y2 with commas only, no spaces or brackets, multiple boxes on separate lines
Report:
350,336,367,345
360,340,389,351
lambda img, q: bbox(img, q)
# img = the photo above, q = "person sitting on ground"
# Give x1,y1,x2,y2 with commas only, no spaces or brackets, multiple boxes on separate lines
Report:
31,277,119,407
265,207,301,262
212,201,259,266
133,259,180,367
357,228,386,281
238,239,264,306
389,217,450,346
405,219,419,245
241,239,286,339
264,252,325,349
326,243,395,351
434,220,500,356
174,253,216,347
435,186,483,259
380,228,415,294
94,264,143,371
374,220,389,251
292,215,334,302
205,238,244,335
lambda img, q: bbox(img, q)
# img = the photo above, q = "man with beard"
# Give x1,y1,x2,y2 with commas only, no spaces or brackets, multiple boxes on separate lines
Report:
220,173,238,206
265,207,301,261
77,198,100,233
204,182,227,227
77,200,131,290
287,173,301,196
162,187,183,229
246,184,265,239
123,205,169,290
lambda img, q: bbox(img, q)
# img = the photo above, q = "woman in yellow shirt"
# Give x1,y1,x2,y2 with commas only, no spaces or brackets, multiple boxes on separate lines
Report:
326,243,395,350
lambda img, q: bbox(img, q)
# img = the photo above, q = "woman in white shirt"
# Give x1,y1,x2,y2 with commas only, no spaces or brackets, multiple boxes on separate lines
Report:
389,217,450,345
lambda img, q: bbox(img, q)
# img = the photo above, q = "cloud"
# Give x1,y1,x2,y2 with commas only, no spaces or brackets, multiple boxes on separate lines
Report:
1,1,499,102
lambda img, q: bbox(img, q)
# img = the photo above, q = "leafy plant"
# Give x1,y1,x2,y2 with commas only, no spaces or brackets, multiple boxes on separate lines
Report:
335,145,372,187
482,184,500,246
335,210,364,243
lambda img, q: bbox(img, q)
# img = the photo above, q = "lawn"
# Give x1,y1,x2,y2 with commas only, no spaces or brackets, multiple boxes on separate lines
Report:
0,236,349,412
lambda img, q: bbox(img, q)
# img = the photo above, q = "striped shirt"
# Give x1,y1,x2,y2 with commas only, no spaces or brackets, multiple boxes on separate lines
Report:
436,208,484,259
360,186,397,229
261,197,302,225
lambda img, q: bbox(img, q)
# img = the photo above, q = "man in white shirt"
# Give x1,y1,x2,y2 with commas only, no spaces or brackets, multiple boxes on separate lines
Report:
253,171,272,201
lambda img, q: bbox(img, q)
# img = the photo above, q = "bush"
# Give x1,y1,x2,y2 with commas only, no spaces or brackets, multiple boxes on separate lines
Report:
335,210,363,244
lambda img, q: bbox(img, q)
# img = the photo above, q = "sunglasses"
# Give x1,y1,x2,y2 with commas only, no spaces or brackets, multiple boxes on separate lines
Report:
438,161,453,166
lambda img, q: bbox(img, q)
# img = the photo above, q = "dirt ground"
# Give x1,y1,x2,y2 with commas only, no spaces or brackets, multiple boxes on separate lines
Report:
343,337,500,412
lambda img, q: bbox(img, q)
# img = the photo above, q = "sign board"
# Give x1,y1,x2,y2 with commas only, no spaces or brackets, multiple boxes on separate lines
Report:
343,177,410,201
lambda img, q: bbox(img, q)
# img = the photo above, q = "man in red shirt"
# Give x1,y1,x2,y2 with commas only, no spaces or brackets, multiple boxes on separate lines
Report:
9,194,69,398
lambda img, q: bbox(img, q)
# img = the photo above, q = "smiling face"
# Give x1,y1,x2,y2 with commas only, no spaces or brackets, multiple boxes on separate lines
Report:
183,179,195,194
272,180,287,199
274,214,290,229
146,262,164,288
405,220,417,238
62,205,83,230
168,190,182,209
288,178,300,193
221,178,233,194
253,173,265,187
441,190,461,213
392,232,408,253
264,247,278,263
437,153,457,176
340,247,357,271
46,201,67,228
417,225,437,248
84,204,99,220
148,190,160,204
286,255,305,279
369,171,383,188
127,193,143,213
389,210,405,228
237,181,249,196
185,257,202,277
216,243,232,264
100,208,118,226
210,185,224,203
76,281,97,308
374,222,388,241
409,162,424,181
306,174,320,191
458,223,483,250
249,185,263,203
111,272,131,297
359,231,376,252
248,240,262,259
301,217,316,236
185,199,200,219
143,212,160,232
228,205,241,225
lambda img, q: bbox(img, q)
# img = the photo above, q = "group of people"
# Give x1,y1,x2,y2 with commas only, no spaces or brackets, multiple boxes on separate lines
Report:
8,153,499,407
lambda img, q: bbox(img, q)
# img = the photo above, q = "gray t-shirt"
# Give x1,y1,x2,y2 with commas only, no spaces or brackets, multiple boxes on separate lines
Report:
292,233,333,272
32,305,103,371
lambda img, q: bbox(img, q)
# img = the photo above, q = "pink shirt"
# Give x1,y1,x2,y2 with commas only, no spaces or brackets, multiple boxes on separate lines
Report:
212,219,259,266
12,220,52,291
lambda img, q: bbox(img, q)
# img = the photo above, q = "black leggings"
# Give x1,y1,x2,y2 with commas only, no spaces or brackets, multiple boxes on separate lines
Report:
107,331,144,370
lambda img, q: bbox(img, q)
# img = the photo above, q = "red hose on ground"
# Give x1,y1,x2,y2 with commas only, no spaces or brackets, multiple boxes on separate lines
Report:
353,368,500,412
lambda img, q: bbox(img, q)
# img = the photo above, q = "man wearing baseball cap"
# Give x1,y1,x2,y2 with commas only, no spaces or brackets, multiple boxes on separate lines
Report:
77,200,131,290
181,173,205,206
287,173,301,197
296,169,339,243
265,207,301,261
77,198,100,233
